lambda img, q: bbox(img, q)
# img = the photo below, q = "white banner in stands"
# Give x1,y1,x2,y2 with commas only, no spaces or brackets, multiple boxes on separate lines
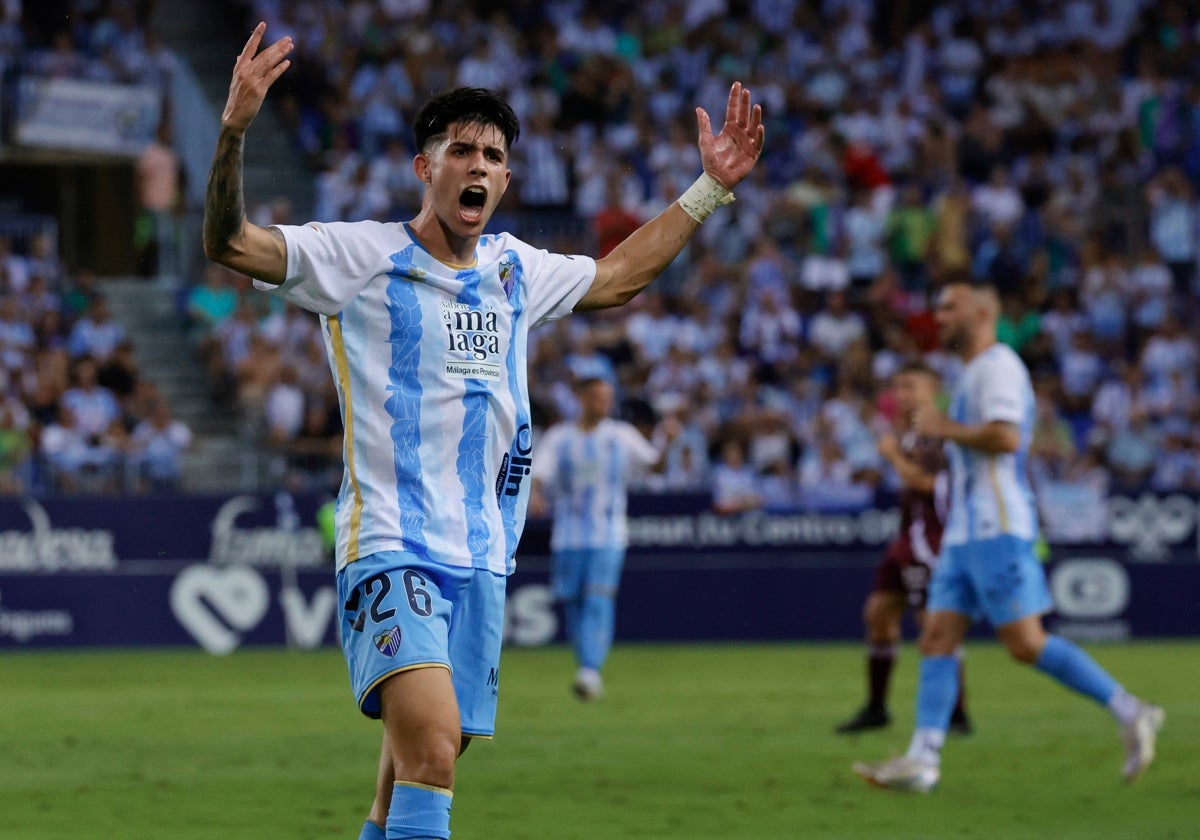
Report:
16,77,160,156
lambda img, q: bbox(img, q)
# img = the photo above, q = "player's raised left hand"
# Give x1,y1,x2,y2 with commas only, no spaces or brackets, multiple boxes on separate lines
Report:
696,82,765,190
221,22,292,135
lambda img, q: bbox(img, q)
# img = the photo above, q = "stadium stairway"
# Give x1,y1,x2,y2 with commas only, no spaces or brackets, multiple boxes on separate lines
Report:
151,0,314,225
102,277,260,492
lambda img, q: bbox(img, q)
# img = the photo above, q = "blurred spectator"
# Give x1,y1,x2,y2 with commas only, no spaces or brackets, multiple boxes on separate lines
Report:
997,290,1041,356
128,398,192,493
188,263,241,324
843,188,888,289
797,433,874,512
1040,287,1087,359
0,295,35,373
39,404,122,493
1105,410,1160,489
1128,246,1173,337
886,183,934,290
96,340,141,414
710,439,762,515
739,285,801,367
1146,167,1197,299
809,290,866,360
971,165,1024,229
1058,331,1104,414
67,297,126,362
60,357,122,436
0,397,33,493
1030,395,1079,481
1150,424,1200,492
0,235,30,292
134,118,183,278
1140,316,1197,388
593,180,643,258
264,364,306,447
648,405,709,492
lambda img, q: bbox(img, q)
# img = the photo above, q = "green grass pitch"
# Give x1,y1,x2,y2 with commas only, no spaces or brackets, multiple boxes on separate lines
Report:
2,642,1197,839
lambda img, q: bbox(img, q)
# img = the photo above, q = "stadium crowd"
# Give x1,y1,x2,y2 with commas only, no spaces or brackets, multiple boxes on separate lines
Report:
0,1,192,494
5,0,1200,505
206,0,1200,506
0,230,193,494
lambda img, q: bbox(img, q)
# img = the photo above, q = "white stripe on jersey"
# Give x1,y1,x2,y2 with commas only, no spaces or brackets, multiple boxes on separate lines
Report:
256,221,597,574
942,343,1039,546
537,419,659,551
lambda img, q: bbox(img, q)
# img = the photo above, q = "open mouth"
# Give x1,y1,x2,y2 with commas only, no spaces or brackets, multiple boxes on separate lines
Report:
459,186,487,223
461,186,487,207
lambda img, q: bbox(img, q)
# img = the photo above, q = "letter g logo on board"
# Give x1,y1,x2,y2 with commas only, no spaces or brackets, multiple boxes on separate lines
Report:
1050,559,1129,620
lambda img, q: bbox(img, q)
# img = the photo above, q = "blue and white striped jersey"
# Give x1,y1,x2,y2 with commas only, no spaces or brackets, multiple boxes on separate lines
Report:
942,343,1039,547
537,419,659,551
256,221,596,574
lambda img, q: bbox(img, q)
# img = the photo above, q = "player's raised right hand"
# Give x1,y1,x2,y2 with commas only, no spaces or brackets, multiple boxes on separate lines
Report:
221,22,292,135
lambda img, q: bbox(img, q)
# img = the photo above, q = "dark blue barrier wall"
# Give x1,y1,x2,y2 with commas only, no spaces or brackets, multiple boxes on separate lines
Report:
0,492,1197,650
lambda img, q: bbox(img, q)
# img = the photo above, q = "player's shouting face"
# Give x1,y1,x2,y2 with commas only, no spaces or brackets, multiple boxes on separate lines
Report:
415,121,512,244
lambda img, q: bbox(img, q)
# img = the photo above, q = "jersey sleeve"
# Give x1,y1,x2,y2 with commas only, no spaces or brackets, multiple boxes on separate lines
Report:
252,221,391,316
516,243,597,328
976,351,1028,425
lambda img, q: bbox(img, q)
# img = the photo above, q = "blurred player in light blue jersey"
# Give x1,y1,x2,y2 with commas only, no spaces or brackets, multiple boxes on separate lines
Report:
534,377,660,700
204,22,764,840
855,281,1163,794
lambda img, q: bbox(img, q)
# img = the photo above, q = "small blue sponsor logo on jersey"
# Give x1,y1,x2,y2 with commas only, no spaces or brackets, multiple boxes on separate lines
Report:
373,626,402,657
496,422,534,498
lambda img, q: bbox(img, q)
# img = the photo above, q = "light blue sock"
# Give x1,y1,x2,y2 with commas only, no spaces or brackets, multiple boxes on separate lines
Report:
386,782,452,840
914,655,959,730
1035,634,1118,706
578,593,616,670
358,819,386,840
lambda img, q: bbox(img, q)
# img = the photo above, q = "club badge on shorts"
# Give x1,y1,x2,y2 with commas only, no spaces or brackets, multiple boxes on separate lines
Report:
373,626,402,657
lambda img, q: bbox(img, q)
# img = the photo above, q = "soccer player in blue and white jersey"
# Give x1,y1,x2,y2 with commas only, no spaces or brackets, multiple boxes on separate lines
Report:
203,23,763,840
534,377,660,700
854,281,1163,793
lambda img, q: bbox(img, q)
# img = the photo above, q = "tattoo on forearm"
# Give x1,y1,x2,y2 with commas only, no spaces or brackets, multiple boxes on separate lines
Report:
203,130,246,256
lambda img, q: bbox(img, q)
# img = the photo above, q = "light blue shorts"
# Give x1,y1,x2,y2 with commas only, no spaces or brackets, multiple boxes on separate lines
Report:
927,535,1053,627
551,547,625,600
336,551,506,738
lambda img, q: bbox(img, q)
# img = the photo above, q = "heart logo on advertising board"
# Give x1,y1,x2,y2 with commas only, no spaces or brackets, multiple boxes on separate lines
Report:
169,564,269,654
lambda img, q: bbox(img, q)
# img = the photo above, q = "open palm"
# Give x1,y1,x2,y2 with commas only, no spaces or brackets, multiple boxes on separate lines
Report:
696,82,765,190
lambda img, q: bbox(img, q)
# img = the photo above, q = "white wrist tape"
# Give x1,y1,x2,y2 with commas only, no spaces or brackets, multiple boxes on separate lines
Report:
677,172,735,223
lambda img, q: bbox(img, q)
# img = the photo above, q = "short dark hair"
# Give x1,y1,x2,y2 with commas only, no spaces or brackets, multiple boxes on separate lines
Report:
413,87,520,153
572,376,608,392
895,360,940,383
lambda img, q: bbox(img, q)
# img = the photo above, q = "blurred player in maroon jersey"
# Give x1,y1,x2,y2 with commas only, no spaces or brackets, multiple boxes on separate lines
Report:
835,361,971,735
